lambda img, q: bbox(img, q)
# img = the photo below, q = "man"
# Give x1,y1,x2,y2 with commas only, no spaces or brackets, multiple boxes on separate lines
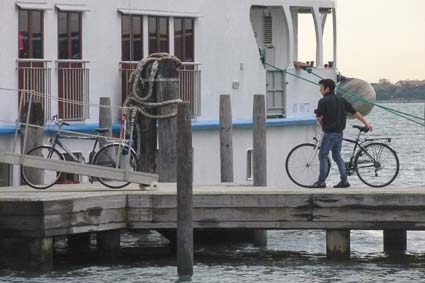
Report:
312,79,372,188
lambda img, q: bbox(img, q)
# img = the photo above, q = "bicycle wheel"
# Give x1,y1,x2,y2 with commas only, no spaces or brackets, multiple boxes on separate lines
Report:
285,143,331,188
355,142,399,187
92,143,138,189
21,146,64,190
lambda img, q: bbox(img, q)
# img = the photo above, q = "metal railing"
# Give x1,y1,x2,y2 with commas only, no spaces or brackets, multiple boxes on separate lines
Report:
179,62,201,117
119,61,202,117
56,60,90,121
17,59,52,121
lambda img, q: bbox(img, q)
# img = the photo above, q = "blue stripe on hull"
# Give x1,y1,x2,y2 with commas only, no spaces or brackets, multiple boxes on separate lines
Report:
0,116,316,135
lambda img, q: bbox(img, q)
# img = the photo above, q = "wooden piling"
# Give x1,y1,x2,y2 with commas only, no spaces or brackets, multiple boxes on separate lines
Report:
136,61,158,187
176,102,193,277
20,101,44,185
0,237,53,271
99,97,112,140
383,229,407,253
97,230,121,258
219,95,234,183
326,229,350,258
252,95,267,247
157,58,179,182
68,233,91,253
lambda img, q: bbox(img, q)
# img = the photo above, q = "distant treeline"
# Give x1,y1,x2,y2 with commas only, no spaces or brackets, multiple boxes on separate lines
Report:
372,79,425,101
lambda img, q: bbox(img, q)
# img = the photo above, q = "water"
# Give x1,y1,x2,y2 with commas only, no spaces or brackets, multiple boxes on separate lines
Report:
1,103,424,283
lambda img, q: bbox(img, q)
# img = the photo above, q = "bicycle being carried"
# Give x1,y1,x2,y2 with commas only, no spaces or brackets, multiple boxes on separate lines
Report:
285,125,399,188
21,115,138,189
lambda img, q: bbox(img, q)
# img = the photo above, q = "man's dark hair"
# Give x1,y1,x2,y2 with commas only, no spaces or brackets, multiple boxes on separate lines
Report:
319,79,336,92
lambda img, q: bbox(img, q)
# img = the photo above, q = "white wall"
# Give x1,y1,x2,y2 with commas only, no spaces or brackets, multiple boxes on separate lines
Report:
0,0,19,125
192,124,314,186
0,0,335,124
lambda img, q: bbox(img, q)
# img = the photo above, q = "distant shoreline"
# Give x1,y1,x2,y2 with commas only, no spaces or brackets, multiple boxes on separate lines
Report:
377,99,425,103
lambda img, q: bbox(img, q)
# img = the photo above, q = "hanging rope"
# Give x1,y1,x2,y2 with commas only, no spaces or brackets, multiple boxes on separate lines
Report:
259,50,425,127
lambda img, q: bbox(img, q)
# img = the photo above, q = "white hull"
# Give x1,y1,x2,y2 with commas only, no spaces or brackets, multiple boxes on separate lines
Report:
0,0,338,187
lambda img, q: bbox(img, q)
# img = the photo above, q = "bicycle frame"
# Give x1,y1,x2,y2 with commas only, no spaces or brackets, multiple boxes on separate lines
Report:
48,131,102,163
313,128,393,175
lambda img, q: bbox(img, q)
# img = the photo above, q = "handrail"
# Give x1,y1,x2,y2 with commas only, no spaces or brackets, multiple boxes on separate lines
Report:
17,58,53,63
56,59,90,63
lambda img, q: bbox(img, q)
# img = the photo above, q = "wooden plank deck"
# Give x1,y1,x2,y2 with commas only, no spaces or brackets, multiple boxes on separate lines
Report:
1,183,425,237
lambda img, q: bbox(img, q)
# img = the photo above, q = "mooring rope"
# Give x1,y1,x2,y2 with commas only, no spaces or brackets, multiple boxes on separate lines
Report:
259,50,425,127
124,53,183,120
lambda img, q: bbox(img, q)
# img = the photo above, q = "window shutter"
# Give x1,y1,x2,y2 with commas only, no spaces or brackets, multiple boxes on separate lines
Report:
263,16,272,45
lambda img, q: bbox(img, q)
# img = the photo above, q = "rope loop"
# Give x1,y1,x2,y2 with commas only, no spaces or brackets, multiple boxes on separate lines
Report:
124,53,182,120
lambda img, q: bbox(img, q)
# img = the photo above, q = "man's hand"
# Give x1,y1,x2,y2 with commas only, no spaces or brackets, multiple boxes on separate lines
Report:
353,112,372,132
365,123,373,132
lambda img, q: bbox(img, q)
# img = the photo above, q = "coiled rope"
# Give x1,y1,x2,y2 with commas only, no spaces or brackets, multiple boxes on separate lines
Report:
124,53,183,120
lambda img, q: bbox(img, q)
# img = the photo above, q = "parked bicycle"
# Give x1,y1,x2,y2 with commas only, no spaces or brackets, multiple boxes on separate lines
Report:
285,125,399,188
21,115,138,189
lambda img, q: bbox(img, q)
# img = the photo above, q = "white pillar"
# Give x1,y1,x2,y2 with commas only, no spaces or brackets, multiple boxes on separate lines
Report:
291,8,298,62
143,16,149,58
312,6,323,67
283,5,295,65
169,17,175,56
332,8,338,67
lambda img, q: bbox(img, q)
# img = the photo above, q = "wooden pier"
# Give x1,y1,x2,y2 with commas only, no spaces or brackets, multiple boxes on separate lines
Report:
1,183,424,270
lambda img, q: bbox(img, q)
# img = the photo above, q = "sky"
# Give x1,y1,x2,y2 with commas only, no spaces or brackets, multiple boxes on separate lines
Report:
336,0,425,83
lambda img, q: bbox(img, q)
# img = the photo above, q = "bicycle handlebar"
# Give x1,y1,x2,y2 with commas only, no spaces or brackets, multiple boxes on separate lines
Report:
52,115,70,128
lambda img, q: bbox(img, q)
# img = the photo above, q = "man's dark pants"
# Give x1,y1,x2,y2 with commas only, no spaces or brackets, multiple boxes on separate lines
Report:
318,132,347,183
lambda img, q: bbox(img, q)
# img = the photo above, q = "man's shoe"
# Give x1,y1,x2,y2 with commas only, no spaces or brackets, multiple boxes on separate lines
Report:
311,181,326,188
333,181,350,188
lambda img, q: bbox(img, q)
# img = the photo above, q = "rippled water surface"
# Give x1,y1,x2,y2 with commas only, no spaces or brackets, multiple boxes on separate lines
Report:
1,103,424,283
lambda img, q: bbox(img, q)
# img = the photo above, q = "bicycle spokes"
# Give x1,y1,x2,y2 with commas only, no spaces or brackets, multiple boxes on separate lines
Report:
355,143,399,187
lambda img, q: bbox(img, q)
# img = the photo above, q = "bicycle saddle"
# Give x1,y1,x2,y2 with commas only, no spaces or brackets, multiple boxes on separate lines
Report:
95,128,110,134
352,125,369,133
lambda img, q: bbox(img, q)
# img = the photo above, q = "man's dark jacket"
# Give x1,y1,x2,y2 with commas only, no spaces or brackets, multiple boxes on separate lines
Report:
316,92,356,133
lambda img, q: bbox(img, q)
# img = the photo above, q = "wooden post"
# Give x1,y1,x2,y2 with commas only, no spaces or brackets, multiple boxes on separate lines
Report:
252,95,267,247
157,58,179,182
176,102,193,277
68,233,91,253
326,229,350,258
97,230,121,258
220,95,234,182
136,61,158,187
99,97,112,139
253,95,267,187
20,101,44,185
383,229,407,253
0,237,53,271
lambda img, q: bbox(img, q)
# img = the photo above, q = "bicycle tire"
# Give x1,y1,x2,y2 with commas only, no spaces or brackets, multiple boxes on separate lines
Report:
21,145,64,190
92,143,138,189
355,142,399,187
285,143,331,188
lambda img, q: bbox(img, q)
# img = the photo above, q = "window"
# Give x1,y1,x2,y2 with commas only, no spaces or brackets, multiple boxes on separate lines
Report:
174,18,194,62
18,9,43,58
58,12,82,59
263,16,272,45
148,16,169,54
246,149,253,181
121,15,143,61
